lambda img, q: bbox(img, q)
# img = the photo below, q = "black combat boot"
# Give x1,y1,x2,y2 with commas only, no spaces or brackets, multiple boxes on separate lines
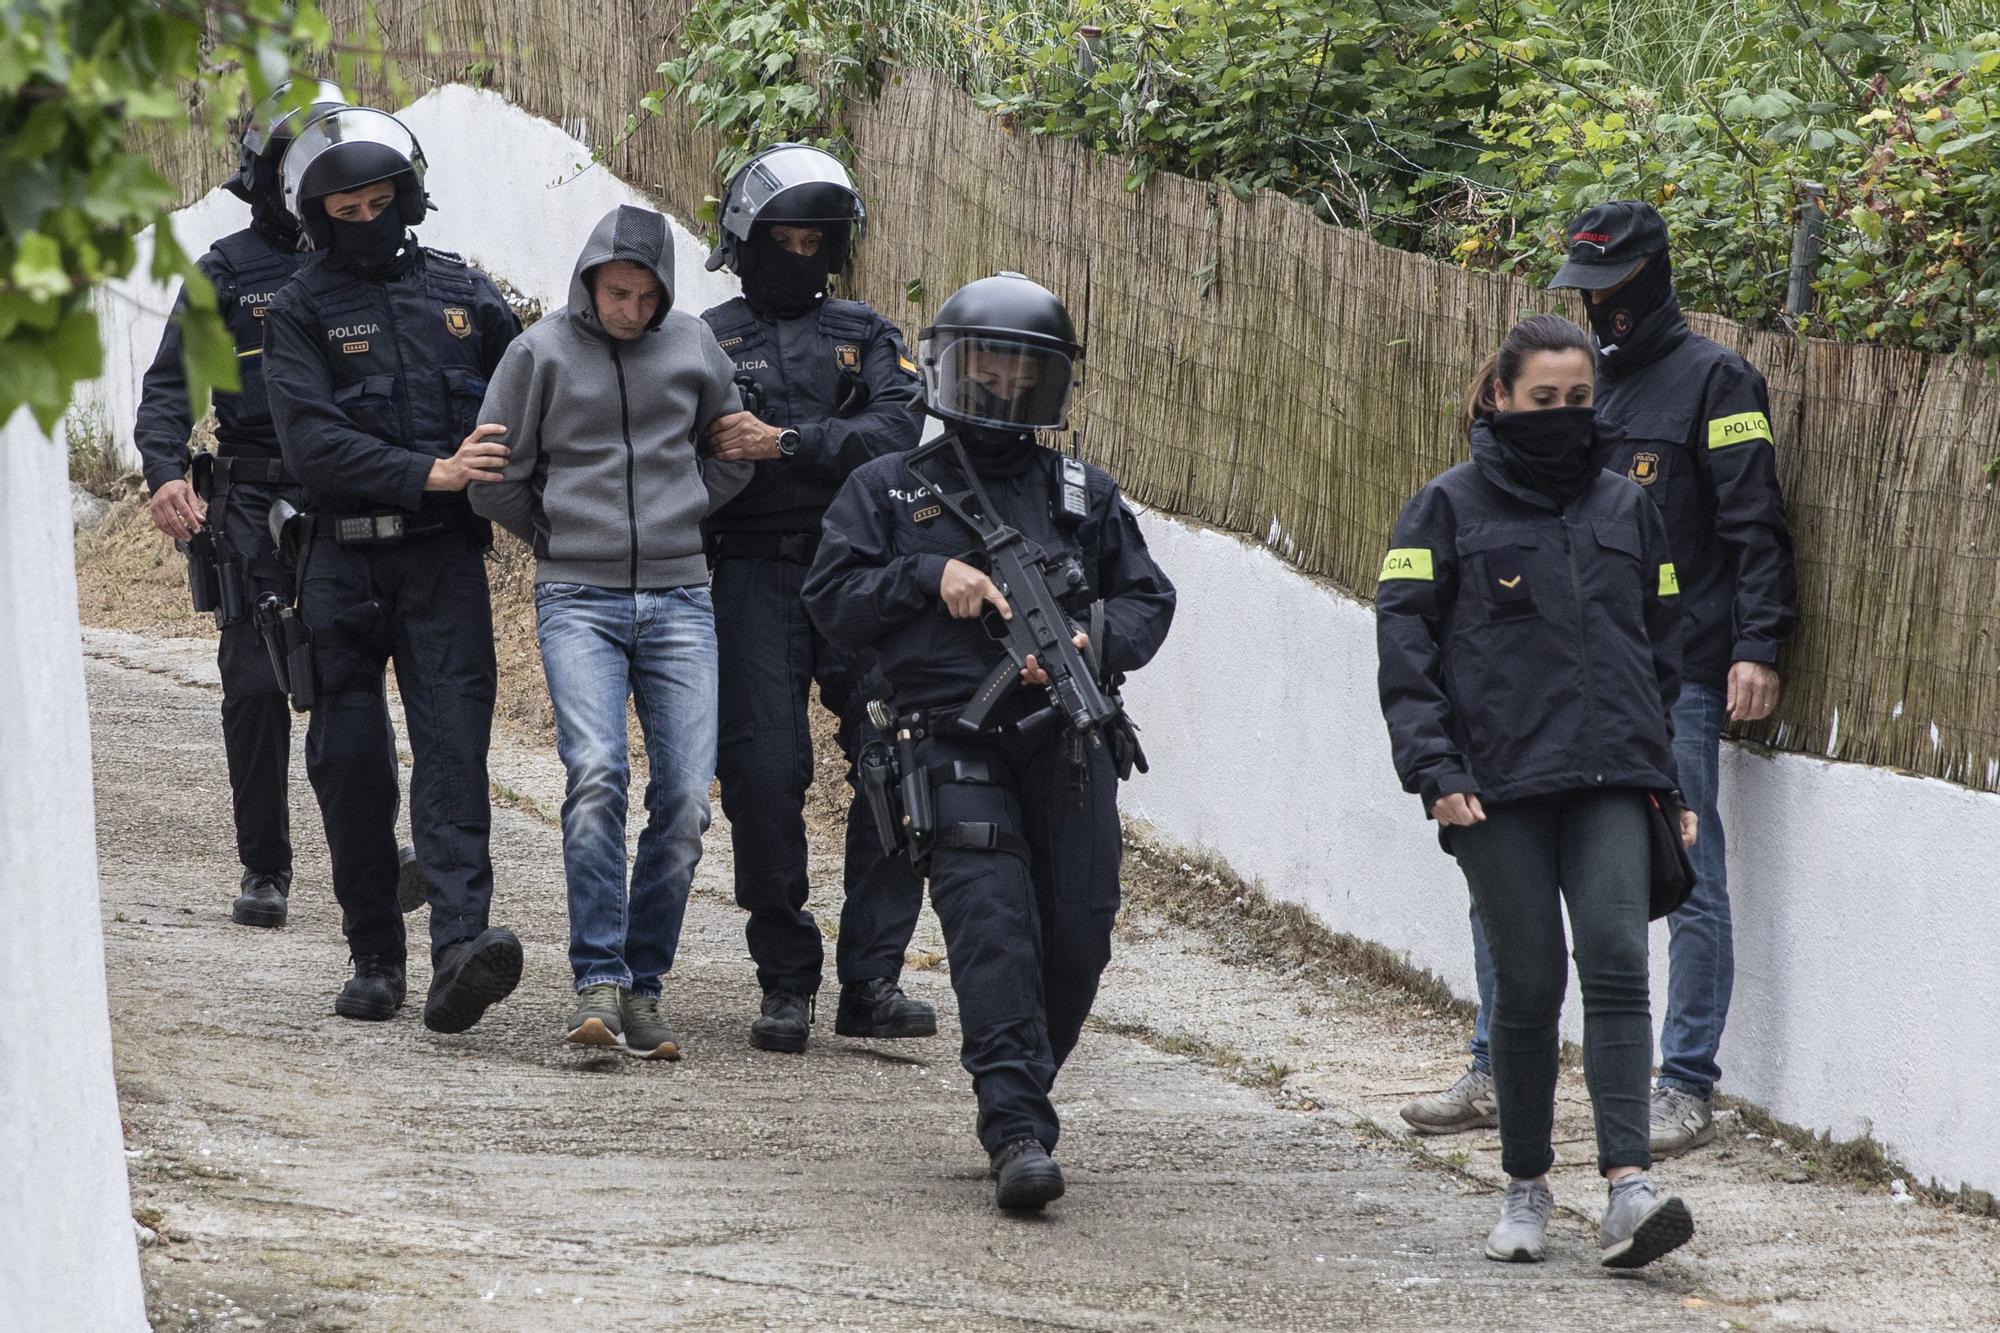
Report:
335,955,407,1021
396,843,431,915
991,1137,1065,1210
231,869,291,929
834,977,938,1039
749,989,813,1054
422,927,524,1034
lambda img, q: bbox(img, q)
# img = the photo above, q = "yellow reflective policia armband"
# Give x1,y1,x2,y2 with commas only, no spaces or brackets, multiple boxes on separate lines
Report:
1707,411,1772,450
1659,563,1680,596
1379,548,1434,582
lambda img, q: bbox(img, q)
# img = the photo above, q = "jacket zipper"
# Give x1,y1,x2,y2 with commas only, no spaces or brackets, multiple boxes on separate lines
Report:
1560,512,1600,782
611,339,638,590
379,277,416,466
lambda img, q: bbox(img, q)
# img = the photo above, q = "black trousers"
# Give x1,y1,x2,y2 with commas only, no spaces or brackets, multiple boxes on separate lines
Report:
921,725,1121,1155
215,480,297,877
1449,788,1654,1179
298,529,497,967
712,555,923,994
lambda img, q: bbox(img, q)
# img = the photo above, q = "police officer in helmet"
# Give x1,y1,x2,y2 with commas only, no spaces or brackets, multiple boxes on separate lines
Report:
700,144,934,1053
262,106,525,1032
803,272,1176,1209
134,80,405,932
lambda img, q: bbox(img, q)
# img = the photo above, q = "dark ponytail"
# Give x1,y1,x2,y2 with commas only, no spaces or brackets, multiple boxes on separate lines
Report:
1461,314,1597,439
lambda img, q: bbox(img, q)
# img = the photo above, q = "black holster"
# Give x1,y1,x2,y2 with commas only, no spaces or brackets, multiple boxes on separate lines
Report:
179,533,220,614
254,592,292,696
858,739,905,858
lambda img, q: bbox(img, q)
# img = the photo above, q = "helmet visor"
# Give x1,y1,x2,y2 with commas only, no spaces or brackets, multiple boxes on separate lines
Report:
921,332,1075,431
282,107,424,210
722,146,863,240
242,80,349,158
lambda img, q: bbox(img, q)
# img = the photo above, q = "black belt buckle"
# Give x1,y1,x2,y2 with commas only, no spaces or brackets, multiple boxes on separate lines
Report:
335,513,405,545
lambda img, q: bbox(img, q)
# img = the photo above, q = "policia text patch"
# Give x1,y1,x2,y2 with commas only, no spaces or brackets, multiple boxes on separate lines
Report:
1380,548,1433,581
1707,411,1772,450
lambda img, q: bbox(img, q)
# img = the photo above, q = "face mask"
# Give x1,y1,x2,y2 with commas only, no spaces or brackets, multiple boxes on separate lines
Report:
1488,406,1600,503
327,208,409,273
1586,255,1672,349
742,244,830,317
960,424,1039,478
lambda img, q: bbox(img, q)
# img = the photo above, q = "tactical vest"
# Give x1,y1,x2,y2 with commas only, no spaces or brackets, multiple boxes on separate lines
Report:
207,228,308,457
704,297,882,531
291,248,494,470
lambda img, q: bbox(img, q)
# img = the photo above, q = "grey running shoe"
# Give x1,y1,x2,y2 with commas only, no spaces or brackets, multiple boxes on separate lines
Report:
620,991,682,1061
1649,1085,1717,1156
565,982,623,1048
1599,1176,1695,1268
1400,1066,1498,1135
1484,1178,1554,1263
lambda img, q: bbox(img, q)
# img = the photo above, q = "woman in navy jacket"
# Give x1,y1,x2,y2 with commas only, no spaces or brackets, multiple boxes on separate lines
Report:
1376,315,1698,1269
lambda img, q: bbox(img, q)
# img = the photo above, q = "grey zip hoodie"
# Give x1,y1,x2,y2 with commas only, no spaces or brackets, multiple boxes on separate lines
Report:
471,205,751,587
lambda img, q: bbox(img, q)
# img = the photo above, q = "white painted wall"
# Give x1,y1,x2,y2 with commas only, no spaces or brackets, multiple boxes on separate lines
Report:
66,81,2000,1203
0,409,148,1329
1121,512,2000,1197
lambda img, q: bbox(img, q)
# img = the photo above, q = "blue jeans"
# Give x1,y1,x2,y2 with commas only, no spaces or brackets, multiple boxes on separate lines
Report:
1469,681,1731,1098
536,582,718,995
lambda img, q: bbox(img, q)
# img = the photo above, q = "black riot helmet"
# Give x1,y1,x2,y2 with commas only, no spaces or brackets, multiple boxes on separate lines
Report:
919,272,1082,432
226,80,349,207
705,143,866,274
279,107,430,249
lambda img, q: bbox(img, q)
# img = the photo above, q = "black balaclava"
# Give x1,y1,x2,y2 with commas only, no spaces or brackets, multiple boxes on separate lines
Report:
245,155,304,250
1586,253,1673,351
960,424,1040,479
327,207,412,277
740,225,832,318
1488,406,1602,508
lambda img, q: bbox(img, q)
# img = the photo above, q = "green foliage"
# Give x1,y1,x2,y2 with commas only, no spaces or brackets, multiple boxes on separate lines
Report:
0,1,353,434
650,0,2000,356
649,0,902,220
976,1,1564,249
1467,2,2000,353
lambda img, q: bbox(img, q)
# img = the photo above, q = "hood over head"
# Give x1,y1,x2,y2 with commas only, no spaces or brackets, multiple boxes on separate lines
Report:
569,204,675,338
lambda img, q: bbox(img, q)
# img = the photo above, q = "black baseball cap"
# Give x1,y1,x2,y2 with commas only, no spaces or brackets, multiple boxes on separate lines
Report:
1548,200,1669,291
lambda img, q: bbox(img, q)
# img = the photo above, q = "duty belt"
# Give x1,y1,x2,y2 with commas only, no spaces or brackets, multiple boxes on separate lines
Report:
314,510,471,546
707,530,820,565
213,455,295,487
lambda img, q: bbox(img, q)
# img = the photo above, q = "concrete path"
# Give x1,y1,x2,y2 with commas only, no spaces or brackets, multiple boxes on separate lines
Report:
85,629,1994,1332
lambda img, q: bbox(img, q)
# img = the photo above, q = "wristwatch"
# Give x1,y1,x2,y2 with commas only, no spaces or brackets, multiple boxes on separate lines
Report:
776,429,800,458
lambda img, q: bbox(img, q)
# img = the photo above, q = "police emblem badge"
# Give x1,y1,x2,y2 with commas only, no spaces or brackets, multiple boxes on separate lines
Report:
835,343,861,373
1629,451,1660,486
443,306,472,339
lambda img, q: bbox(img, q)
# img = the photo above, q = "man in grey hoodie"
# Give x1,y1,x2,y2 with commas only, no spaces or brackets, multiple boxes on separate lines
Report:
470,204,750,1058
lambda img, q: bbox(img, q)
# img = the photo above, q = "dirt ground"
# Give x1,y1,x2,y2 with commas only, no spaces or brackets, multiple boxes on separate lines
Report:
75,508,2000,1332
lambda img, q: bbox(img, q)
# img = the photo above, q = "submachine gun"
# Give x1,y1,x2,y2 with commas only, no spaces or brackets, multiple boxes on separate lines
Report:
858,434,1147,875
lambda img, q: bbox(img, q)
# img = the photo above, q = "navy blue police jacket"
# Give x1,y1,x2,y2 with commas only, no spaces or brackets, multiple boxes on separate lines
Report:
1376,420,1683,811
262,243,520,517
134,222,307,492
1594,301,1798,688
700,296,923,535
802,440,1176,714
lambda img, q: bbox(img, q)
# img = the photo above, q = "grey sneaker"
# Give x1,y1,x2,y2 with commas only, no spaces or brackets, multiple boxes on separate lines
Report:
1400,1066,1498,1135
1649,1085,1717,1156
565,982,623,1048
1484,1178,1554,1263
1599,1175,1695,1267
620,991,682,1061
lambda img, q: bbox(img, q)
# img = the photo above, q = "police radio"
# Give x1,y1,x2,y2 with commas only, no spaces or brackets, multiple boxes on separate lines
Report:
1056,454,1089,527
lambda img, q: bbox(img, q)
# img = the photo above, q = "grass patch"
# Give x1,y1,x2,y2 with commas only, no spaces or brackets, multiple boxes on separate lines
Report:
1119,820,1473,1022
1728,1098,1998,1218
1091,1016,1297,1091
